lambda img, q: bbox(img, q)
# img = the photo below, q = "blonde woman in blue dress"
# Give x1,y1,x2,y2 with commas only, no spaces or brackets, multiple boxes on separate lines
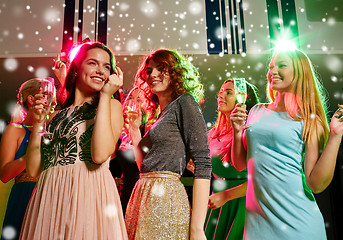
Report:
231,48,343,239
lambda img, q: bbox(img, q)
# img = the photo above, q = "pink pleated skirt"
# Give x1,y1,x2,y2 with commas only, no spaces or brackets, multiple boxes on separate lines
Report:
20,162,128,240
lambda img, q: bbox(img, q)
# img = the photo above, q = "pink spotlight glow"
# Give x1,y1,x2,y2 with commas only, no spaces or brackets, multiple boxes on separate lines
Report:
68,44,83,63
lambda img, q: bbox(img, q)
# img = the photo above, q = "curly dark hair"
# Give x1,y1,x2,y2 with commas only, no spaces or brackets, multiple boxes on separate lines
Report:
135,49,204,121
58,41,119,108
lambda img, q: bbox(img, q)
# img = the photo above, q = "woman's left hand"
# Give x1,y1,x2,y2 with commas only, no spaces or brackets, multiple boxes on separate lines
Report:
186,159,195,173
53,54,67,86
330,104,343,137
208,191,227,209
101,66,123,96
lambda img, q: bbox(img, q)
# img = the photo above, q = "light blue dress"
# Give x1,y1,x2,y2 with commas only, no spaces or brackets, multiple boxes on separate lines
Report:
244,104,326,240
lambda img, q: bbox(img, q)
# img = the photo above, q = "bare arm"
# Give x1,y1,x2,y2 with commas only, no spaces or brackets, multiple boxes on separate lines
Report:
176,94,211,240
230,104,248,171
190,178,211,240
25,96,47,177
92,71,123,164
0,125,26,183
124,103,144,170
304,106,343,193
208,181,247,209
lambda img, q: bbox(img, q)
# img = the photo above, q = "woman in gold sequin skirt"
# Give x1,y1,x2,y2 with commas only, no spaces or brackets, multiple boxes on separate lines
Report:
125,49,212,240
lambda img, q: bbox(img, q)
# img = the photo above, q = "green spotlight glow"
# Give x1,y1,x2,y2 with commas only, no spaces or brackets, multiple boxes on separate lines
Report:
274,39,297,52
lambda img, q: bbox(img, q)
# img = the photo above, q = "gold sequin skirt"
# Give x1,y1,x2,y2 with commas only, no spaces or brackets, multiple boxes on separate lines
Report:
125,171,191,240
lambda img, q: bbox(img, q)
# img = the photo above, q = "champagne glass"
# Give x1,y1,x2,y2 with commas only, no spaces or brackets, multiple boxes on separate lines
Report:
37,77,55,136
234,78,247,104
126,98,140,113
124,98,141,145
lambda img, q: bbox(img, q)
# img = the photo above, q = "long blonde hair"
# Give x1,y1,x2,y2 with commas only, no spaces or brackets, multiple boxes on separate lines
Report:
267,49,329,149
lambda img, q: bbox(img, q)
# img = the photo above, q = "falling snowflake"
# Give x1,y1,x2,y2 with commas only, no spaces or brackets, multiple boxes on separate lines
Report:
108,9,114,16
121,149,135,161
126,38,141,52
211,218,218,225
141,146,150,153
119,3,130,11
2,226,17,239
327,17,335,26
43,138,51,145
212,179,227,192
44,8,60,24
280,224,287,231
222,162,229,168
321,45,328,52
0,119,6,134
151,183,165,197
4,58,18,72
18,33,24,39
325,56,342,74
331,76,338,82
35,67,49,79
189,2,202,15
140,1,158,18
104,204,118,219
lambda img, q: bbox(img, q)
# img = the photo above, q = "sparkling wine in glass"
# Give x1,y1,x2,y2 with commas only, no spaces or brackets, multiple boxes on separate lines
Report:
126,98,140,113
234,78,247,104
37,77,55,136
124,97,141,145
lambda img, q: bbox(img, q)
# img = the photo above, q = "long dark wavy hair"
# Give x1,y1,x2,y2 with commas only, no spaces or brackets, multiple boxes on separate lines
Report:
58,42,119,108
134,49,204,122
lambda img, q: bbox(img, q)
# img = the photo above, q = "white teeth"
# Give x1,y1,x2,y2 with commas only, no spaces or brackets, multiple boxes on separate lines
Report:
151,81,160,85
93,77,103,82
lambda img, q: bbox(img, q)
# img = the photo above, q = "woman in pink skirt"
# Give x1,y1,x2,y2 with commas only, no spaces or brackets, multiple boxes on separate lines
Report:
20,42,128,240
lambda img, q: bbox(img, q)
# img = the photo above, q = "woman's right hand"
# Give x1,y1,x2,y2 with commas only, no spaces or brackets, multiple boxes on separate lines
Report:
32,93,48,124
330,104,343,137
230,103,248,133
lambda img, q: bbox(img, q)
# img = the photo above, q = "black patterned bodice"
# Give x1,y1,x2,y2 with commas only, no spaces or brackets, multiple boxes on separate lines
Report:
42,103,98,170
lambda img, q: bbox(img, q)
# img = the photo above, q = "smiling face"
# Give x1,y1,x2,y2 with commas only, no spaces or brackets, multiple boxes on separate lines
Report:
145,59,173,97
76,47,111,94
267,52,295,94
217,81,236,114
